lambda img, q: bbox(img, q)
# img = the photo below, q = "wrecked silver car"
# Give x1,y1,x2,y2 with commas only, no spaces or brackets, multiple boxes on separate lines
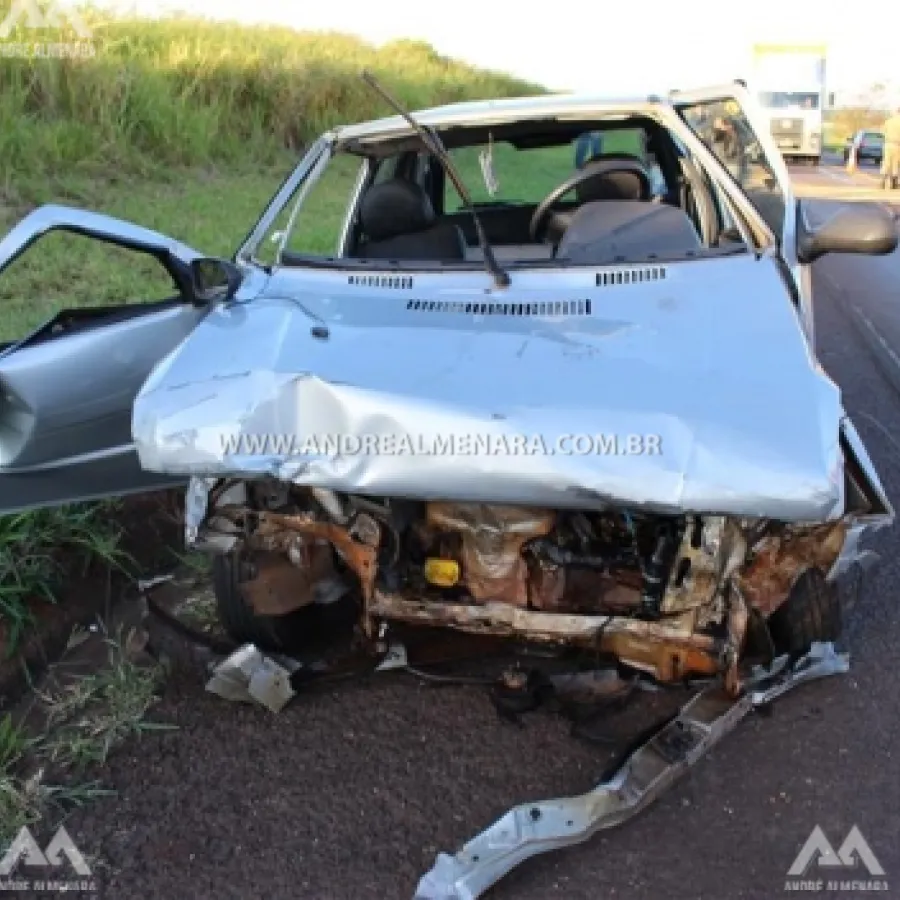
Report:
0,80,896,898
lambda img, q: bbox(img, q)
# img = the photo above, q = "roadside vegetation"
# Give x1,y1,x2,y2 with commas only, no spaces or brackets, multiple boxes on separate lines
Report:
823,84,895,148
0,504,131,653
0,14,541,187
0,627,170,844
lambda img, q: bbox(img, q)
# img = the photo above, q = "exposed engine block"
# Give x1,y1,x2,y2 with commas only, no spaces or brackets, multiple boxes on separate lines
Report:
402,501,735,620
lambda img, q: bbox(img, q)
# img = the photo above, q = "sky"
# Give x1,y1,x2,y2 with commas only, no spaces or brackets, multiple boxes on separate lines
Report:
92,0,899,97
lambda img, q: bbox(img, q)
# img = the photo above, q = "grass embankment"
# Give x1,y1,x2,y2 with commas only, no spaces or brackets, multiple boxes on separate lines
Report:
0,16,542,184
0,12,543,654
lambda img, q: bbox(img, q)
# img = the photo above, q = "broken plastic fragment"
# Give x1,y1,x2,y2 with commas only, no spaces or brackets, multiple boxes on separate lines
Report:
375,642,409,671
205,644,296,713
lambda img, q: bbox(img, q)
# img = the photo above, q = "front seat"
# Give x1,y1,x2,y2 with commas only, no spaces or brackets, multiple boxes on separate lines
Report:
547,153,655,243
355,179,467,261
575,153,653,203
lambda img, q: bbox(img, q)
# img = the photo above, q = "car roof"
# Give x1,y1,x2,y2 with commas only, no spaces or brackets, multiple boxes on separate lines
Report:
333,92,667,142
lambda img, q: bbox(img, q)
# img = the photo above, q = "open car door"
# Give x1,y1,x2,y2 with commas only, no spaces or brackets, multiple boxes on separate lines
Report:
670,83,814,347
0,206,220,514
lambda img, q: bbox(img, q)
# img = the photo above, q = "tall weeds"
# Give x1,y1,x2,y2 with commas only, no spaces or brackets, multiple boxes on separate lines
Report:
0,15,544,182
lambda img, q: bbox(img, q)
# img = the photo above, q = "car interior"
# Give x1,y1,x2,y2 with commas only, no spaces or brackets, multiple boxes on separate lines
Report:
279,115,749,269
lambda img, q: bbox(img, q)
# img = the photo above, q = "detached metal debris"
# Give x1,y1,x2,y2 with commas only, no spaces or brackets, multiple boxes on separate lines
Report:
184,614,852,899
147,572,850,900
414,642,849,900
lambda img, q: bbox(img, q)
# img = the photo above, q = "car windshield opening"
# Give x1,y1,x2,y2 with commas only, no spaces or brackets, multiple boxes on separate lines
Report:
268,115,751,271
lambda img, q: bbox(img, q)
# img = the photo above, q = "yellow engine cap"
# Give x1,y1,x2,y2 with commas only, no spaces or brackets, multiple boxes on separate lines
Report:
424,558,460,587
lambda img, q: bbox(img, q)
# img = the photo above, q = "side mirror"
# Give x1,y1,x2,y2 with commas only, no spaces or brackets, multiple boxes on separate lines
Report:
797,201,898,264
189,257,244,304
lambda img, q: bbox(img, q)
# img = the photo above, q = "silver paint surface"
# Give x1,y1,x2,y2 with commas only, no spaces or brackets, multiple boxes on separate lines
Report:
133,254,858,520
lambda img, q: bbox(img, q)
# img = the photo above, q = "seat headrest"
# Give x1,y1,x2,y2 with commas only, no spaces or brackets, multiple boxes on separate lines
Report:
359,179,436,242
576,153,651,203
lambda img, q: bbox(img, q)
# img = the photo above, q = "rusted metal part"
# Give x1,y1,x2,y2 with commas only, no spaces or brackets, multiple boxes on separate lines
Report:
597,629,721,681
722,587,750,696
240,544,334,616
209,499,837,683
551,568,642,614
369,591,722,682
427,503,556,607
260,514,378,599
660,516,749,616
736,521,848,616
218,506,379,601
659,517,721,614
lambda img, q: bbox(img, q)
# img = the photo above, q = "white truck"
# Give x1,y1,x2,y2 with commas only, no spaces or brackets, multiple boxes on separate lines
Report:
751,43,827,166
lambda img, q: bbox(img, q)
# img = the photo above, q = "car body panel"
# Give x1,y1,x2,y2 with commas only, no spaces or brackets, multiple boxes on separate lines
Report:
331,94,663,145
0,205,209,513
132,252,853,520
845,130,884,163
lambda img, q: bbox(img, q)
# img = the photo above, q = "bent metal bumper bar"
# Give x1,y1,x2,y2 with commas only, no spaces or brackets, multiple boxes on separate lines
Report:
413,642,849,900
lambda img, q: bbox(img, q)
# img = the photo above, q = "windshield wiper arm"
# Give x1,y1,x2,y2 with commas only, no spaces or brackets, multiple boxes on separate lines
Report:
361,71,510,289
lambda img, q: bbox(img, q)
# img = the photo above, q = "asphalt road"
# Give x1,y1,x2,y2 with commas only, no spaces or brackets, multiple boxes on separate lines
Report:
66,165,900,900
793,152,891,202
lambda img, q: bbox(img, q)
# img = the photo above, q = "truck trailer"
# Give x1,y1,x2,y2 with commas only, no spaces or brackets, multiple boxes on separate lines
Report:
751,43,827,166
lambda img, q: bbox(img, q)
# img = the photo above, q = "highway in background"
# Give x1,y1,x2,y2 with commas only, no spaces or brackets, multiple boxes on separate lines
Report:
791,152,892,201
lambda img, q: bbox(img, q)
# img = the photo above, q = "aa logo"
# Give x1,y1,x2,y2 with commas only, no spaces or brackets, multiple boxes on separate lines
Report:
0,825,91,877
787,825,885,877
0,1,92,40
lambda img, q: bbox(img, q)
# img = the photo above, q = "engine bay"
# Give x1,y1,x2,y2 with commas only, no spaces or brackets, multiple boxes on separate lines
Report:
195,478,849,690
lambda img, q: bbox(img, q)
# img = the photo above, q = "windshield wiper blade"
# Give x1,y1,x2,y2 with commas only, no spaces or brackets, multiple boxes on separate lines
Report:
361,71,510,289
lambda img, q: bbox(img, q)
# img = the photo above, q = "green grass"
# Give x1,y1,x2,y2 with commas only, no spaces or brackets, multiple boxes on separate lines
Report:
0,627,169,845
0,11,542,186
36,629,175,771
0,708,109,847
0,8,549,333
0,165,290,339
0,503,132,653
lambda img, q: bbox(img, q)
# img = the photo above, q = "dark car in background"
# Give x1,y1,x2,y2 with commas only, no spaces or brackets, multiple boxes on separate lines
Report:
844,130,884,164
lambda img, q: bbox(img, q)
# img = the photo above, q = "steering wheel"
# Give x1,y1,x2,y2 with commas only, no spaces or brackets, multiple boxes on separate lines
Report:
528,159,653,243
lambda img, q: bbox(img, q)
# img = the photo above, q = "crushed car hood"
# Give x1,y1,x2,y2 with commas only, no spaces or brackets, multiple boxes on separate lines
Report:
132,254,850,519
